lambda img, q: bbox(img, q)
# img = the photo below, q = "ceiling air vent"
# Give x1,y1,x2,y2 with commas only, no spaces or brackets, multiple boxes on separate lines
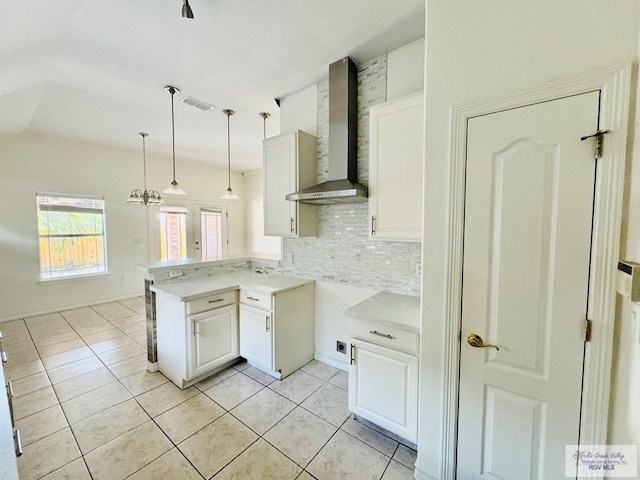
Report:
180,95,215,112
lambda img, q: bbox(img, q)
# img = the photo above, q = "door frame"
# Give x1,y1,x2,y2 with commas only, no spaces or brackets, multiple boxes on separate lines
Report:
435,64,631,479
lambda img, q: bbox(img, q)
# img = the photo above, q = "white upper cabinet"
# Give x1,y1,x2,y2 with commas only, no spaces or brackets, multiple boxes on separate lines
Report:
263,130,317,237
368,92,424,241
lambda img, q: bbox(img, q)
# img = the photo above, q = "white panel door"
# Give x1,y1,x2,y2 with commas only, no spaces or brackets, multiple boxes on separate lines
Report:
348,339,418,443
263,133,296,236
239,304,273,372
189,304,238,378
457,92,600,479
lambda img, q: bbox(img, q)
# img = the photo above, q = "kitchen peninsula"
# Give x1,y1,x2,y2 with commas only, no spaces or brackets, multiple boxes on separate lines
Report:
136,257,315,388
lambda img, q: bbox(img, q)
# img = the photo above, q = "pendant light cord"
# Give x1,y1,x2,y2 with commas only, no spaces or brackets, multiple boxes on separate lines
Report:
171,91,176,182
142,133,148,191
227,112,231,188
259,112,270,140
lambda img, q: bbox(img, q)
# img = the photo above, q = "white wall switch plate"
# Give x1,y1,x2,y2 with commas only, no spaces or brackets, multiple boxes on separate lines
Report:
168,269,183,279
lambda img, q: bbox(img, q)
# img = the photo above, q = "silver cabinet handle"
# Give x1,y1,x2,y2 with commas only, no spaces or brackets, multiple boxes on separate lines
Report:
6,382,14,428
290,217,295,234
192,319,197,337
246,296,260,302
266,315,270,332
208,298,224,303
371,215,376,235
14,429,22,457
1,352,6,364
369,330,395,340
0,332,5,364
350,344,356,365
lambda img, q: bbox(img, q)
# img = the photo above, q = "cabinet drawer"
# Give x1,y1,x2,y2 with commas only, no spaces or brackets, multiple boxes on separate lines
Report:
239,289,271,310
187,290,236,315
349,318,419,354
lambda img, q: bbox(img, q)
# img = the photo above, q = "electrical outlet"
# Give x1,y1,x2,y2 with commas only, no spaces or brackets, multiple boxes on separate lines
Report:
286,252,294,264
168,269,183,279
336,341,347,354
414,262,422,278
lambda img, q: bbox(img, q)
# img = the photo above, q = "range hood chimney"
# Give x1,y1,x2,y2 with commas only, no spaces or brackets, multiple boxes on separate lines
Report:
286,57,368,204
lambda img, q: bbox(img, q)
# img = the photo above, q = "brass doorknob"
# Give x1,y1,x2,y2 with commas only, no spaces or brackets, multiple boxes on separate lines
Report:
467,333,500,351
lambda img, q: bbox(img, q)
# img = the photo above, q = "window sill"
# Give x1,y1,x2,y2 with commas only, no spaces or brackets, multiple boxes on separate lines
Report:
38,272,110,286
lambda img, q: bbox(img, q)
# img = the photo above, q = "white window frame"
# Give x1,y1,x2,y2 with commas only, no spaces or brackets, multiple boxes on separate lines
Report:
36,192,108,281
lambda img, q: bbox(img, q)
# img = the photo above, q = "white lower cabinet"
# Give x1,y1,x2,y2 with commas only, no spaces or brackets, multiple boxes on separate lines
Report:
156,290,238,388
190,304,238,378
238,304,272,374
348,339,419,443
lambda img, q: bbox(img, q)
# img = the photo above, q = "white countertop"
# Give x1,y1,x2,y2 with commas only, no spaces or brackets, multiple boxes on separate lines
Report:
0,360,19,480
345,292,420,334
135,254,280,275
150,271,314,302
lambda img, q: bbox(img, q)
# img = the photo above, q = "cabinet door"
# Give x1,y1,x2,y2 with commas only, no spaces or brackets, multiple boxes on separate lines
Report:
189,304,238,378
369,93,424,241
348,339,418,443
239,304,273,373
264,133,297,236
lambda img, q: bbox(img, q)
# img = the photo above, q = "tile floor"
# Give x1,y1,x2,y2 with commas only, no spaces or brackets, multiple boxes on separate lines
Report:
2,297,417,480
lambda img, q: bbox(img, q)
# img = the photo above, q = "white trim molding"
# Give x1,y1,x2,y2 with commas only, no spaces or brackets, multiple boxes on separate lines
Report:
432,64,631,479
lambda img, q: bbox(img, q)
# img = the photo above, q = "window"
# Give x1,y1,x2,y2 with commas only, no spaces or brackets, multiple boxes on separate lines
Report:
37,193,107,280
159,206,188,261
200,208,224,259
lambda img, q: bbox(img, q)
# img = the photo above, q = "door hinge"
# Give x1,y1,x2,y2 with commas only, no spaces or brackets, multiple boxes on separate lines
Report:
584,319,592,342
580,130,610,159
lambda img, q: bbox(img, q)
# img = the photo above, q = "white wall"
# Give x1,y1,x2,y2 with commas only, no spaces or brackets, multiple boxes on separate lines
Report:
0,131,246,320
387,38,425,101
279,84,318,136
420,1,639,478
243,169,281,258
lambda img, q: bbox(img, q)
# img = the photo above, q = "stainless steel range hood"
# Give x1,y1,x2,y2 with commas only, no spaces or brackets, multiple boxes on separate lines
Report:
286,57,368,205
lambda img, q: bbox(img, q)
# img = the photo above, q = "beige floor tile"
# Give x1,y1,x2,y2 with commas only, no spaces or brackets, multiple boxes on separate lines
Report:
84,421,172,480
72,399,150,454
62,381,131,424
92,302,136,320
81,327,124,344
119,321,146,335
0,319,28,336
15,404,68,446
109,314,145,328
4,339,36,356
300,360,340,381
301,383,350,427
297,472,315,480
53,367,117,402
214,438,301,480
231,388,295,435
42,346,95,370
307,430,389,480
268,370,324,404
382,460,414,480
119,370,169,396
178,413,258,479
4,359,44,381
10,372,51,398
242,366,277,385
13,385,58,420
128,448,202,480
233,359,250,371
264,406,337,467
17,428,81,480
204,372,264,410
392,445,417,469
129,331,148,346
47,356,103,384
341,416,398,456
98,343,145,365
88,334,131,353
75,323,117,338
108,353,148,379
328,370,348,390
3,332,33,346
136,382,199,417
37,338,86,359
6,348,40,364
32,330,80,348
195,366,238,391
40,458,91,479
155,394,225,443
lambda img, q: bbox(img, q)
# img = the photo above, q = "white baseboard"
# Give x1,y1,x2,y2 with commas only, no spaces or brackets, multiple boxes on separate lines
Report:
0,293,144,322
314,351,349,372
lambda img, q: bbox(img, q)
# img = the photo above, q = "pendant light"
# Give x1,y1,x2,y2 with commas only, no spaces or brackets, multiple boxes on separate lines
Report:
127,133,164,206
259,112,270,139
181,0,194,19
163,85,186,195
221,109,239,200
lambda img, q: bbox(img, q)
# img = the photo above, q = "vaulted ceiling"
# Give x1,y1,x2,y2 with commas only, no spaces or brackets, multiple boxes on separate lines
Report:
0,1,424,171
